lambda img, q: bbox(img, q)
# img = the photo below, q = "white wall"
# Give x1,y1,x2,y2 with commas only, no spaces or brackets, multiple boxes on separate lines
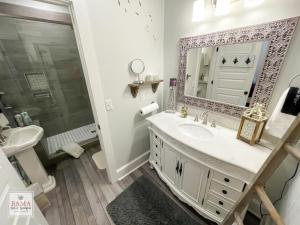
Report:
72,0,164,178
276,157,300,225
164,0,300,108
265,21,300,225
164,0,300,223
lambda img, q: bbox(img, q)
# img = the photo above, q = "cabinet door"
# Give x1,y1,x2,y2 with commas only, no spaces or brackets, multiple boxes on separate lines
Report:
161,142,180,187
178,155,209,204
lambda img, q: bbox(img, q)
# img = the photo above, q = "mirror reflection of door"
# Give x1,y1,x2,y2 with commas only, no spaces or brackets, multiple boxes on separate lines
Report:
208,42,267,106
185,48,202,96
185,41,269,107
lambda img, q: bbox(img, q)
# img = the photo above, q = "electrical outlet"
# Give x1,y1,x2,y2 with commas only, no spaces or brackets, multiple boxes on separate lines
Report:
104,99,113,111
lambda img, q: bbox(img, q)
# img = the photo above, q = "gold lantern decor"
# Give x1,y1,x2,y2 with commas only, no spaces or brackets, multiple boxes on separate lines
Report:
237,103,268,145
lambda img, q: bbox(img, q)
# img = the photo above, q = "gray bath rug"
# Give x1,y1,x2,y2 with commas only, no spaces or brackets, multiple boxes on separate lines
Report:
107,176,211,225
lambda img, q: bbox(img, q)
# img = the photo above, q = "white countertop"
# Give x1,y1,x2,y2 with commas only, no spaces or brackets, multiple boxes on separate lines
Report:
147,112,272,174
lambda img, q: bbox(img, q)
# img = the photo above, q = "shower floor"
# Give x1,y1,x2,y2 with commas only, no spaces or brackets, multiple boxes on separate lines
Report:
42,123,97,156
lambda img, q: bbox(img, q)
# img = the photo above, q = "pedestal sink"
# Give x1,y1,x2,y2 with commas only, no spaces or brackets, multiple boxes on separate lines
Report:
1,125,56,193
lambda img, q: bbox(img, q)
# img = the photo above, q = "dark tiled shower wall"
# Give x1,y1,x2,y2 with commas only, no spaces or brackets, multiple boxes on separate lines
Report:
0,18,94,137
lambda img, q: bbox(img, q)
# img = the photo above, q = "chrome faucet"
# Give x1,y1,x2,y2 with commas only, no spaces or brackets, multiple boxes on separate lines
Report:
0,125,9,145
201,111,209,125
194,114,199,122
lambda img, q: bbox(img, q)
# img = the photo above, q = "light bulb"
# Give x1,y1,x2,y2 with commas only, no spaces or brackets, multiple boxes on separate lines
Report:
244,0,265,7
215,0,230,16
192,0,205,22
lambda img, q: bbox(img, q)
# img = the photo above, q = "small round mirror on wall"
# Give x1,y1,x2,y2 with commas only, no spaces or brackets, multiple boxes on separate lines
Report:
130,58,145,84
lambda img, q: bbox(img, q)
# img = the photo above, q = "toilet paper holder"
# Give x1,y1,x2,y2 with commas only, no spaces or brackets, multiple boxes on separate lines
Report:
140,102,159,116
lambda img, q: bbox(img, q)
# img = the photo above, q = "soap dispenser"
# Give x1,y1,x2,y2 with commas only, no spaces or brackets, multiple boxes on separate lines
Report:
21,112,33,126
180,106,188,118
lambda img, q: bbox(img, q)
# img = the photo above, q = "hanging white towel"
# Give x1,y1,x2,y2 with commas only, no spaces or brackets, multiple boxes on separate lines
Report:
265,88,296,138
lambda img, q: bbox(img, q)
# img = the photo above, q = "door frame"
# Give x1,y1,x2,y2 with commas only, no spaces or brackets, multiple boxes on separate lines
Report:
68,0,118,182
1,0,118,182
0,1,72,25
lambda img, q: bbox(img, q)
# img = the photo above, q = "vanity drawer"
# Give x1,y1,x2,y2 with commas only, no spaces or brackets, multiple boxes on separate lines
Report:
209,180,241,202
153,133,161,144
151,147,160,161
205,201,228,220
153,158,161,169
205,192,234,211
152,141,161,153
212,171,245,191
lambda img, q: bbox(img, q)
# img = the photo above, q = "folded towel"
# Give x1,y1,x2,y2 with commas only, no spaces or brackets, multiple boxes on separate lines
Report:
61,142,85,158
266,88,296,138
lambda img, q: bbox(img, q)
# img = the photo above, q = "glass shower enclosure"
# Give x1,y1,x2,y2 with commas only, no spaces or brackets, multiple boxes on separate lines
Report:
0,16,97,164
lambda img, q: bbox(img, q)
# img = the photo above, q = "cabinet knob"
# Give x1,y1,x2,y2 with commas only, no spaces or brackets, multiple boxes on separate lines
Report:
155,135,158,138
155,161,158,165
179,163,183,176
218,201,223,206
176,161,179,174
216,210,220,215
222,190,228,195
224,178,230,183
155,145,158,148
155,153,158,157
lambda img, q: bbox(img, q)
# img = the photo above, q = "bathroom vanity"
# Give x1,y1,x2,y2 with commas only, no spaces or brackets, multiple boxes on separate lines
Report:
147,112,271,224
146,17,298,224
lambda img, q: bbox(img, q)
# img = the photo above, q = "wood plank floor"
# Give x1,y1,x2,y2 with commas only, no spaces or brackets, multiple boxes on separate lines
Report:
44,146,257,225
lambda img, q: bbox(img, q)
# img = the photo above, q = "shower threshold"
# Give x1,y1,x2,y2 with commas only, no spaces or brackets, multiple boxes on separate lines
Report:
42,123,98,156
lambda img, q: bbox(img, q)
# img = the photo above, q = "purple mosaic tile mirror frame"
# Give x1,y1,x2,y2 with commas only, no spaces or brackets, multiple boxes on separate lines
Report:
177,17,299,117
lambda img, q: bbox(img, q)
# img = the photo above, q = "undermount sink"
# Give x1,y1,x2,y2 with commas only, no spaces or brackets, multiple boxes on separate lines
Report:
177,123,214,140
2,125,44,157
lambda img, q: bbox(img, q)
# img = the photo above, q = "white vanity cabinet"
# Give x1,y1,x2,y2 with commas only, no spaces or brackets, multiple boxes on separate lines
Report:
202,170,247,220
147,112,271,224
179,154,210,204
148,128,248,224
161,142,209,205
161,142,179,186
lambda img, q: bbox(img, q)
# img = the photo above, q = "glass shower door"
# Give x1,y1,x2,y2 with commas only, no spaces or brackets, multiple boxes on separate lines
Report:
0,16,96,158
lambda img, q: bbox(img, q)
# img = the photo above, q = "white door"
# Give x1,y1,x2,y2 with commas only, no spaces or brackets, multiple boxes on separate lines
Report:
0,149,49,225
185,48,202,96
161,143,180,187
207,42,264,106
178,155,209,204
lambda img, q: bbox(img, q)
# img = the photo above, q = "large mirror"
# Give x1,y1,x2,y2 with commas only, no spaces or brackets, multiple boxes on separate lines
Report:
177,17,298,117
184,42,269,107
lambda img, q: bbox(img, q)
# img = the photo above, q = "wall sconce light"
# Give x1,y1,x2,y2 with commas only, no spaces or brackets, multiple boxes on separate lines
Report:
192,0,205,22
214,0,231,16
244,0,265,7
192,0,265,22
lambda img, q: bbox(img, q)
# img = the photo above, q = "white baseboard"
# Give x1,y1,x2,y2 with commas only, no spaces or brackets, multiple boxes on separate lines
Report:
117,150,150,180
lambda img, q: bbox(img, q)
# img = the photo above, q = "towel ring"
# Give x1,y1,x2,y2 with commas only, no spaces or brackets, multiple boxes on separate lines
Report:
289,74,300,87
